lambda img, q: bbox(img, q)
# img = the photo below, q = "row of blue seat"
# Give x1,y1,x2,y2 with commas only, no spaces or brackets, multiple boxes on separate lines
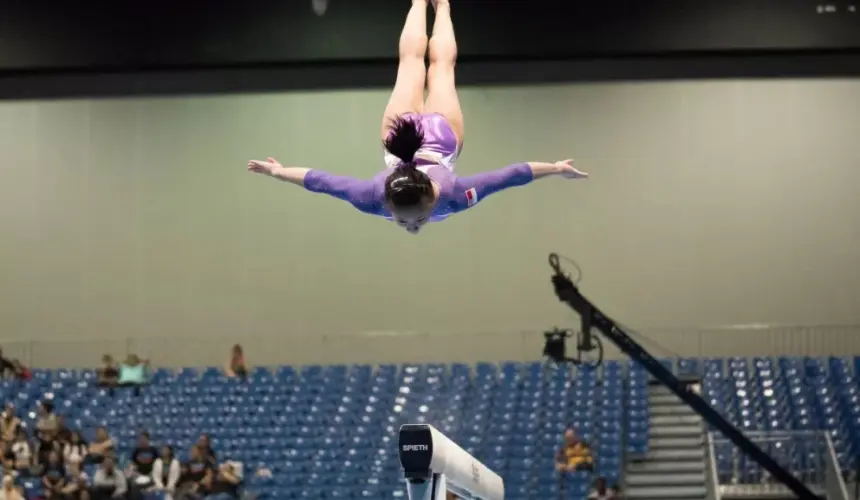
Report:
6,361,640,500
703,357,856,483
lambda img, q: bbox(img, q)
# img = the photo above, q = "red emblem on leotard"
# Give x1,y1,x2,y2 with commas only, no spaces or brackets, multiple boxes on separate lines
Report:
465,188,478,206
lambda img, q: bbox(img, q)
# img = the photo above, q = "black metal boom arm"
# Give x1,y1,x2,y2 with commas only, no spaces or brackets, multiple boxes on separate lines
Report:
547,254,816,500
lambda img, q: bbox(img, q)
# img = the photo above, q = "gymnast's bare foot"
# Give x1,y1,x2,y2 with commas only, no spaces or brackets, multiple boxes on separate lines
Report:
431,0,449,9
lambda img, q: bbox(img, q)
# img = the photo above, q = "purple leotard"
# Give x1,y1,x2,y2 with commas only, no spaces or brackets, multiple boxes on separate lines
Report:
303,113,534,221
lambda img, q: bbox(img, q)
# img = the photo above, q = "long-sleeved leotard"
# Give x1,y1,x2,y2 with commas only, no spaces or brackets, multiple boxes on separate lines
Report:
302,112,534,222
303,162,533,221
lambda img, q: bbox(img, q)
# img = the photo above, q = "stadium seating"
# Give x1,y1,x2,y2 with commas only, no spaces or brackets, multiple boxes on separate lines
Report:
0,361,624,500
701,357,850,487
626,361,649,458
3,356,857,500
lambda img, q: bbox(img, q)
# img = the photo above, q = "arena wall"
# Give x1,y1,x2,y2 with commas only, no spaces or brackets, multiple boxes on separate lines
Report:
2,79,860,366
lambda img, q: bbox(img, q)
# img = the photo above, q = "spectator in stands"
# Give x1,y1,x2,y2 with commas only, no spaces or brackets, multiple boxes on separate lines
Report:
34,402,61,473
555,428,593,473
98,356,119,388
1,442,14,472
0,349,14,379
35,401,59,442
201,462,242,500
35,435,62,476
224,345,247,380
41,450,66,499
153,446,180,500
64,431,88,467
88,427,114,465
118,355,149,395
1,474,25,500
588,477,617,499
1,405,20,445
176,445,210,500
55,416,72,447
196,435,216,468
63,462,90,500
91,456,127,500
175,465,191,500
9,361,30,382
128,431,158,488
11,429,34,476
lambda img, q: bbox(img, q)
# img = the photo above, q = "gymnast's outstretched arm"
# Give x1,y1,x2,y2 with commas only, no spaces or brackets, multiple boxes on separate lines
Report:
247,158,382,215
248,158,311,186
527,160,588,180
453,159,587,210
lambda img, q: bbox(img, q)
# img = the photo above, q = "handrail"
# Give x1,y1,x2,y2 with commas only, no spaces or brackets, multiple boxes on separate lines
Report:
705,432,722,500
824,432,850,500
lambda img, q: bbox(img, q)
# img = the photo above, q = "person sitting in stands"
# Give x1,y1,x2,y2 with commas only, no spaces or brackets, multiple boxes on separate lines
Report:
1,474,25,500
98,356,119,389
88,427,114,465
64,432,88,467
118,355,149,394
11,429,34,476
176,445,212,500
588,477,619,499
55,417,72,448
62,462,90,500
35,402,58,444
90,456,126,500
1,405,21,446
201,462,242,500
195,435,216,469
152,445,181,500
555,428,593,473
224,345,246,380
1,442,15,473
34,405,62,476
0,349,14,379
10,361,30,382
128,432,158,489
41,450,66,500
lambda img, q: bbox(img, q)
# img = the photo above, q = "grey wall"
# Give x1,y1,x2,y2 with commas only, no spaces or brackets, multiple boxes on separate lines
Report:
1,78,860,366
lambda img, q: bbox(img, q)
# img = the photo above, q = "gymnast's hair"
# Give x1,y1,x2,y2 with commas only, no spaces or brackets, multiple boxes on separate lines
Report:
383,116,433,208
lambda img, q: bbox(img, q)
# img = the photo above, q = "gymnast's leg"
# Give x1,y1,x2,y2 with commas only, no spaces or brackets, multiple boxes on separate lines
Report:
423,0,464,144
381,0,429,141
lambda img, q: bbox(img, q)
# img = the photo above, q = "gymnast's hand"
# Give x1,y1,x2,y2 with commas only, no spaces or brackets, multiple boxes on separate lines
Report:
556,159,588,179
247,157,282,176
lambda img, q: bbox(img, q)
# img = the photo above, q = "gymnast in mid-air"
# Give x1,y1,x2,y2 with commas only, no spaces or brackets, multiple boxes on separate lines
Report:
248,0,588,234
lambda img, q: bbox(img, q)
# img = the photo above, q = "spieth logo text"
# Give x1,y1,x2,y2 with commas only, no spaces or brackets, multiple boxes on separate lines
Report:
402,444,429,451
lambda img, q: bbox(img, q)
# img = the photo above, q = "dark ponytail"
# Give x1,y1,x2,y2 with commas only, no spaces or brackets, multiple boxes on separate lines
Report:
383,116,424,164
383,116,433,208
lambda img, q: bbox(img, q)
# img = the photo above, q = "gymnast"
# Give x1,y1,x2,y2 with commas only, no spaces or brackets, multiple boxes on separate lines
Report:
247,0,588,234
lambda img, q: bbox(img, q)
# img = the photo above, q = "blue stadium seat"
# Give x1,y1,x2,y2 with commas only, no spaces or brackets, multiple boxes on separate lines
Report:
698,355,857,486
627,361,649,457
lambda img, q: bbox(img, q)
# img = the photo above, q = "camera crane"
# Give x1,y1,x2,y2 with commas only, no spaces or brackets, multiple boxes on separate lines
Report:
547,253,816,500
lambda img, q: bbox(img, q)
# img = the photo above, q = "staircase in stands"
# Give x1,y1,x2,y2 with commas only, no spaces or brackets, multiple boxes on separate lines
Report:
625,384,707,500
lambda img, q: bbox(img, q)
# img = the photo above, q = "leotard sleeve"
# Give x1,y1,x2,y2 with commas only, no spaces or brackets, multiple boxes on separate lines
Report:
303,170,385,216
451,162,534,211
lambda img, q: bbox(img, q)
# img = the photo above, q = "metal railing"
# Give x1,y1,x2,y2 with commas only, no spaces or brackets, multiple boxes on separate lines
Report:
824,432,850,500
705,432,722,500
711,430,847,498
